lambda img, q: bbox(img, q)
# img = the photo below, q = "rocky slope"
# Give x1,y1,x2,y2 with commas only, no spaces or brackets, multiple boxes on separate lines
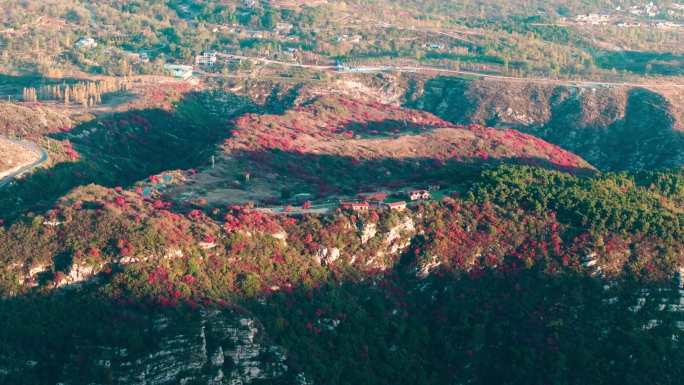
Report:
1,307,300,385
407,76,684,171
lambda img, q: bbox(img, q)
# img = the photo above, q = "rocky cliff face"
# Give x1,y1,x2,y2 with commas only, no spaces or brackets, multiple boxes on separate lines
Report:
2,309,300,385
1,213,423,385
407,76,684,171
313,215,417,271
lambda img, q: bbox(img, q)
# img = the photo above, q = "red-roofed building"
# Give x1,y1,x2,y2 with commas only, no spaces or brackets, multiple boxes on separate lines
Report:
341,201,370,212
385,201,407,211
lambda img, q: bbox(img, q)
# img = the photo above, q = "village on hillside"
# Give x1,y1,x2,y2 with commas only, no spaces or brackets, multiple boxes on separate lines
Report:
256,187,439,216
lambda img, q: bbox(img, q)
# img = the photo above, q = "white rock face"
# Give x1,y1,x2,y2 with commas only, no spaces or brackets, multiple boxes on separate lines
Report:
417,256,442,279
270,230,288,243
327,248,341,265
16,264,49,286
314,248,324,265
315,247,341,266
59,262,102,287
295,372,315,385
383,216,416,256
581,252,603,277
210,346,225,367
199,241,217,250
385,216,415,247
49,310,291,385
360,222,377,244
120,248,184,265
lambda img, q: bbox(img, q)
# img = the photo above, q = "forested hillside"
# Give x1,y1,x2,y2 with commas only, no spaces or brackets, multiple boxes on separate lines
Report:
1,163,683,384
1,1,684,384
1,86,683,384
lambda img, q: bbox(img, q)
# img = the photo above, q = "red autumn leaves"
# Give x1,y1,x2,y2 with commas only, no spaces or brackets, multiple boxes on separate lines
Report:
223,95,590,176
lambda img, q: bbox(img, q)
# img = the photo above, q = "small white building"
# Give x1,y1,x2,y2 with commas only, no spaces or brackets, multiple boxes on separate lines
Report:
349,35,363,43
74,37,97,49
163,64,193,80
246,30,266,39
195,51,217,66
385,201,407,211
276,22,293,34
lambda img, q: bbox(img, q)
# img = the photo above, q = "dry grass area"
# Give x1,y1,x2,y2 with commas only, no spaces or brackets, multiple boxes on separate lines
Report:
167,161,284,207
294,126,592,167
0,138,40,177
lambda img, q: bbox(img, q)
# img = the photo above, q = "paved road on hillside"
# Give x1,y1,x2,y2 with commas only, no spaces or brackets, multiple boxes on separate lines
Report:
216,53,684,89
0,139,48,189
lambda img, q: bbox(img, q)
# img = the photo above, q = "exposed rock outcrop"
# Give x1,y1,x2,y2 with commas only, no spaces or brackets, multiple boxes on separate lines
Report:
360,222,377,244
417,256,442,279
315,247,341,266
383,216,415,255
54,309,290,385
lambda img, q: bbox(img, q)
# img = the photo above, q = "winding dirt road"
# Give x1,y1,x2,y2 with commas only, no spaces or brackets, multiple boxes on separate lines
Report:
0,138,48,189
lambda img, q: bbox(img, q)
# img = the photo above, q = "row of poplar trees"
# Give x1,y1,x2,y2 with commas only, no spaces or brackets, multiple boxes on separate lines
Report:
22,78,129,107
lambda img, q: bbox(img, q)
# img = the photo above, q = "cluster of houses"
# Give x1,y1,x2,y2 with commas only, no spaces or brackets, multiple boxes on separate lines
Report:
340,201,408,213
221,21,297,41
335,61,391,73
567,0,684,26
626,267,684,332
571,12,683,29
162,51,217,80
570,2,684,28
339,189,432,213
574,14,612,25
623,2,660,17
